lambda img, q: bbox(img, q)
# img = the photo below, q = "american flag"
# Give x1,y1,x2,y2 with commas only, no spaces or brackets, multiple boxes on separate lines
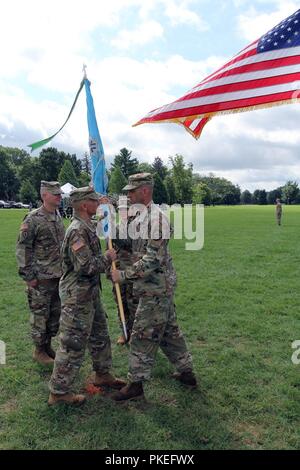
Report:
133,8,300,139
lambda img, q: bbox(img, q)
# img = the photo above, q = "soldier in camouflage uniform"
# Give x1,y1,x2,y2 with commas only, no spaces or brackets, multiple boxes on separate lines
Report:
276,198,282,226
111,173,196,401
16,181,65,366
48,187,126,406
112,199,139,345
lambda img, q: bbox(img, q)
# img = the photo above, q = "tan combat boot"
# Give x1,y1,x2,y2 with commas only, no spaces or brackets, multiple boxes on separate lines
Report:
33,346,54,366
88,372,126,390
48,392,86,406
116,335,126,346
112,382,144,402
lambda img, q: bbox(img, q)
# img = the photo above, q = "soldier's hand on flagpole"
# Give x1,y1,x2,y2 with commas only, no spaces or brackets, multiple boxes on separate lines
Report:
111,269,123,283
105,248,117,262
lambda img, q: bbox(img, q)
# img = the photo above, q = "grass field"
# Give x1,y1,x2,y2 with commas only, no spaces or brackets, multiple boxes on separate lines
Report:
0,206,300,450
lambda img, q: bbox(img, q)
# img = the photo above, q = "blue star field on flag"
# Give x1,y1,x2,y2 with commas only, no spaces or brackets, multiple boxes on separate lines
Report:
258,9,300,53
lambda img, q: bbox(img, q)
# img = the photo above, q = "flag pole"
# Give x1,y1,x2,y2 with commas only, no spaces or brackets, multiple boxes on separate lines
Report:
83,65,128,342
107,238,128,342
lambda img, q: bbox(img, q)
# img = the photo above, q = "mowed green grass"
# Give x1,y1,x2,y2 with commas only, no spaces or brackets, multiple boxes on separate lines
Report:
0,206,299,450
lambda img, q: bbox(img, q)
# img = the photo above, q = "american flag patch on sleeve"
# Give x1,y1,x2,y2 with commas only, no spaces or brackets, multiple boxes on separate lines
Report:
71,238,85,252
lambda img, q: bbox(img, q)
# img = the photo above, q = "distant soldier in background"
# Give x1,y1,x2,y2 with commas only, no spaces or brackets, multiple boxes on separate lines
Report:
111,173,197,402
16,181,65,366
276,198,282,226
48,187,125,406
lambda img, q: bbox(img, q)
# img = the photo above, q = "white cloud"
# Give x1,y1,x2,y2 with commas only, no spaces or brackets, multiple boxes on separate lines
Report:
237,1,299,41
1,0,300,191
111,21,164,49
163,0,209,30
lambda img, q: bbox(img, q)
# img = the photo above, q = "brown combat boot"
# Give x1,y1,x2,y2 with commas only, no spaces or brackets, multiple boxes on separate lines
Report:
45,339,56,359
116,335,126,345
89,372,126,390
112,382,144,402
33,346,54,366
172,370,197,387
48,392,86,406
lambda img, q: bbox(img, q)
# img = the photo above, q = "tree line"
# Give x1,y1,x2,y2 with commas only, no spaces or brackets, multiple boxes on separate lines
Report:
0,144,299,205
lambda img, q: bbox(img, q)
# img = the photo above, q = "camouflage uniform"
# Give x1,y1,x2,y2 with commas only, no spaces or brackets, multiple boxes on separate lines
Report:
16,182,65,348
119,174,194,383
276,199,282,225
49,188,113,395
112,218,139,341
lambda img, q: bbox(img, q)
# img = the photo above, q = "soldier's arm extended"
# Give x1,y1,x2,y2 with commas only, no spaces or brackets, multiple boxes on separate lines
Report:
69,230,112,276
121,237,164,281
16,216,37,282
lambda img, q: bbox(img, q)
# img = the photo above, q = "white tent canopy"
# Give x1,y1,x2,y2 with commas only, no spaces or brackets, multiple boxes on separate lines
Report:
61,183,76,198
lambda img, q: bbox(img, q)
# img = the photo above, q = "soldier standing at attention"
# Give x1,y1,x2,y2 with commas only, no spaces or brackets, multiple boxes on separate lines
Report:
48,187,126,406
16,181,65,366
276,198,282,226
111,173,197,401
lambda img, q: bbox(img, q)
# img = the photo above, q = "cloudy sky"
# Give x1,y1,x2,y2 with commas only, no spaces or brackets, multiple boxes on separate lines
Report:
0,0,299,191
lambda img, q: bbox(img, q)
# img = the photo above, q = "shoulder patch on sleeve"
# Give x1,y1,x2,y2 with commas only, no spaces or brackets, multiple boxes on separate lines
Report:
71,238,86,252
20,223,29,231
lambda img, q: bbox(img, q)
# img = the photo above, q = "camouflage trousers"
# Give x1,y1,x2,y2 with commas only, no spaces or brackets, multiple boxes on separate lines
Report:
112,282,138,340
26,278,60,347
49,286,112,395
128,295,193,383
276,213,282,225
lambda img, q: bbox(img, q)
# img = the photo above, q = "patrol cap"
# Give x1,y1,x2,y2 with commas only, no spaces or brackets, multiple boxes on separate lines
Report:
40,181,63,195
122,173,153,191
69,186,99,204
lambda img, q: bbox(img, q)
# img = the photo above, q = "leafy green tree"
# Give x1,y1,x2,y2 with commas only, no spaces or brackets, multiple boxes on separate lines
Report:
196,173,240,205
153,173,168,204
0,149,20,200
258,189,267,205
109,166,127,194
282,181,299,205
38,147,62,181
65,153,82,177
58,160,78,187
169,154,193,205
165,175,176,205
111,148,139,178
78,171,91,187
17,157,43,195
252,190,260,204
0,146,30,167
252,189,267,205
192,183,211,205
152,157,168,180
241,190,252,204
267,188,282,205
20,180,38,204
38,148,82,181
137,162,154,174
82,152,91,175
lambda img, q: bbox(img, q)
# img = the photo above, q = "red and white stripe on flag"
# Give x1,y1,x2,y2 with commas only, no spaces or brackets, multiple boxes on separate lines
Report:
133,9,300,139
